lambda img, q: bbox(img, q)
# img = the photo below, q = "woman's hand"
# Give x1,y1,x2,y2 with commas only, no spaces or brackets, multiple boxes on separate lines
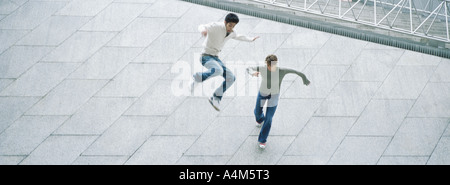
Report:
252,72,260,77
303,78,311,86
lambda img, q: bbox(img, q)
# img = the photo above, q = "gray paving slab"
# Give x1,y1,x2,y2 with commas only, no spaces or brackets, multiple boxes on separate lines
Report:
125,135,198,165
277,155,330,165
252,19,296,34
106,17,177,47
0,79,14,92
340,49,403,82
72,156,129,165
6,0,27,6
79,3,149,32
132,32,201,64
68,47,144,80
408,83,450,117
185,116,256,156
377,156,429,165
41,31,117,63
443,125,450,137
55,0,114,16
166,4,227,33
29,0,72,1
94,63,170,97
82,116,165,156
430,59,450,82
0,1,68,29
0,116,68,155
53,97,136,135
176,155,231,165
285,117,356,157
383,118,448,156
115,0,156,3
279,27,332,49
327,136,391,165
140,0,192,18
397,50,443,66
0,30,29,55
374,65,436,99
427,137,450,165
310,35,368,65
314,81,381,116
348,99,415,136
20,135,97,165
16,16,91,46
153,97,222,136
0,46,55,78
0,62,80,96
124,80,186,116
0,0,20,14
25,79,109,115
0,156,24,165
0,97,41,133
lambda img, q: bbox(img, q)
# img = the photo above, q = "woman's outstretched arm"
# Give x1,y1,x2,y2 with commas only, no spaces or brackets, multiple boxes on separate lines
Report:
282,68,311,86
246,66,260,77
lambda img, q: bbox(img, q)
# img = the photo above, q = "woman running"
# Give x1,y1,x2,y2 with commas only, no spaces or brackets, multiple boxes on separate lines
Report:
246,54,310,149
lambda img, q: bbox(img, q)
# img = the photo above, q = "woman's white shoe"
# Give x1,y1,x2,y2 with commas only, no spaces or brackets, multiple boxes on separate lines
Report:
256,121,264,127
259,143,266,149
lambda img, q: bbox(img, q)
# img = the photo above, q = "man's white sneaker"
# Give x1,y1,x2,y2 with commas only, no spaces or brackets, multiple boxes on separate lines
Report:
208,96,220,111
259,143,266,149
256,121,264,127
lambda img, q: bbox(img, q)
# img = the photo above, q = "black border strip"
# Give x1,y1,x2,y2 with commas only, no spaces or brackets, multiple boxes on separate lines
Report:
1,165,444,184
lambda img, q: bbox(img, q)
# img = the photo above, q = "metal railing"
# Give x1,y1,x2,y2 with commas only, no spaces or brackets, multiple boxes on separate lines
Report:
249,0,450,42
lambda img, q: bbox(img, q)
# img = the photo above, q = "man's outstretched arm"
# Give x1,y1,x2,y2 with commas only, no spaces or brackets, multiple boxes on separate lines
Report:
198,23,215,37
233,34,260,42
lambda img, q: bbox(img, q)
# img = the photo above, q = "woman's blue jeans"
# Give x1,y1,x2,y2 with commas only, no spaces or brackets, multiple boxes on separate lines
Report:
254,92,279,143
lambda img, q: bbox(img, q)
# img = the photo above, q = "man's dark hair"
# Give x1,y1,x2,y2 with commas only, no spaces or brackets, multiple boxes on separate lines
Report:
225,13,239,24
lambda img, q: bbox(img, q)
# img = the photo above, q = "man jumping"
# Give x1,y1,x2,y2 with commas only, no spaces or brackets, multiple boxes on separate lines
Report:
189,13,259,111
